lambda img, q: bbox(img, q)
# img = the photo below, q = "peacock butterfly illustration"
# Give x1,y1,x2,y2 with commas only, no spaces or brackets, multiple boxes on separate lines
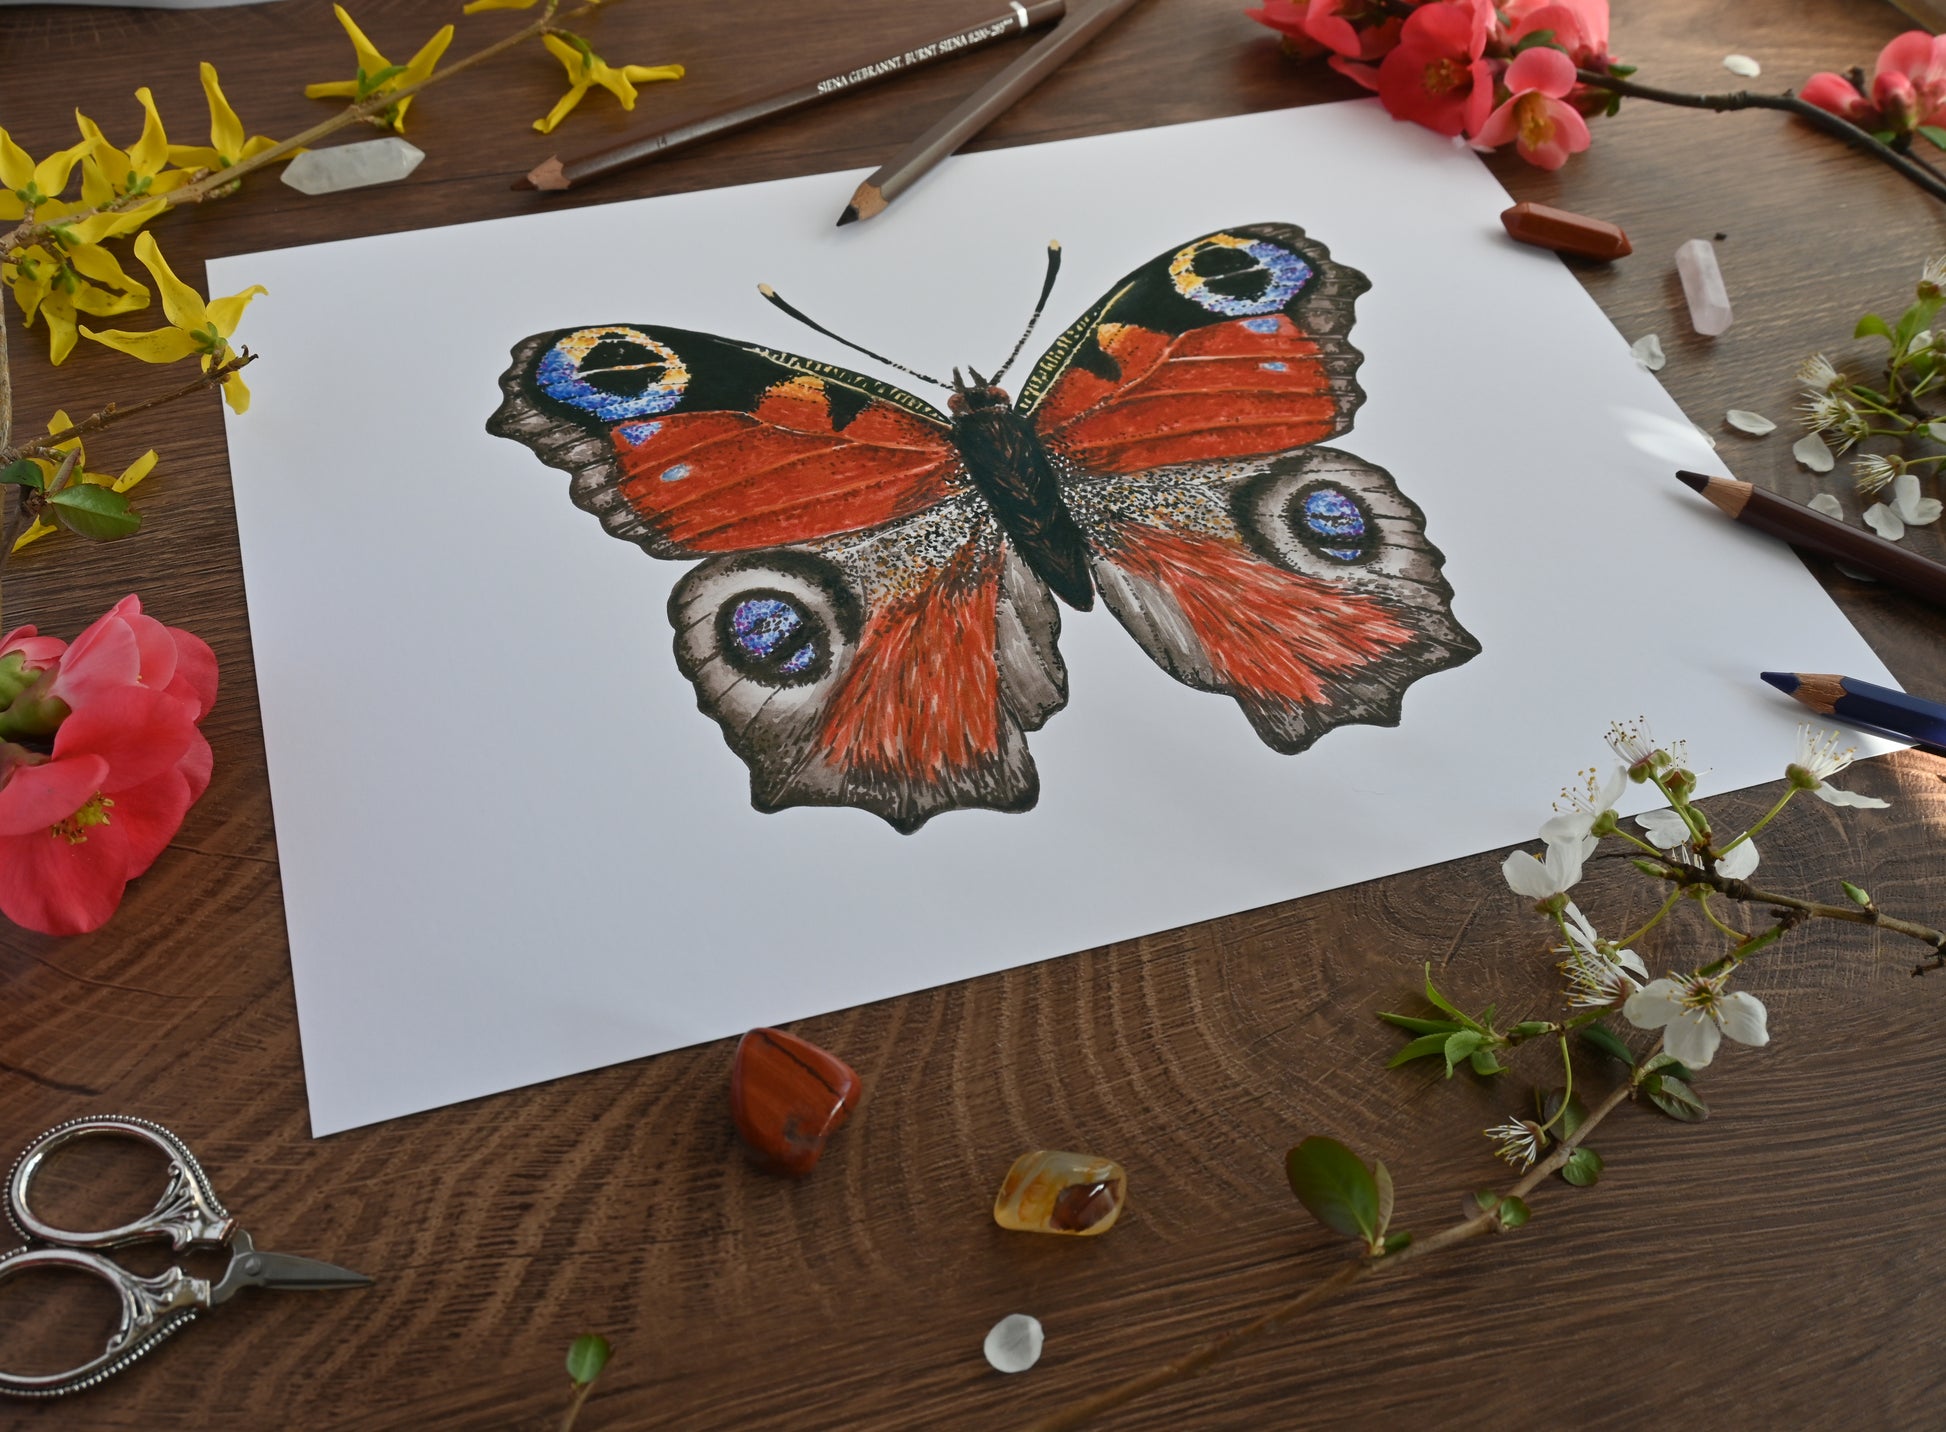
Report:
487,224,1479,831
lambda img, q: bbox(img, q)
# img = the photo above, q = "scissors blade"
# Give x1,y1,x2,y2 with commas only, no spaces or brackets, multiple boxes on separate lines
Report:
245,1250,374,1291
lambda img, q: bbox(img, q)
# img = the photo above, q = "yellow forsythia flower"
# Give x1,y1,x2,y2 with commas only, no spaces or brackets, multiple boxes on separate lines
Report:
533,33,683,135
165,63,284,172
462,0,539,10
12,411,158,553
305,7,455,134
4,242,151,365
0,128,88,220
80,232,266,413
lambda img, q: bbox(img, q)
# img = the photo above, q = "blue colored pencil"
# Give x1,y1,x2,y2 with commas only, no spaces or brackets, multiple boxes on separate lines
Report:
1760,671,1946,756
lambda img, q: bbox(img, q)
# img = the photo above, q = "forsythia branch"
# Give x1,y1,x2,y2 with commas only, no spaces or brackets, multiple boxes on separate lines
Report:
0,353,256,465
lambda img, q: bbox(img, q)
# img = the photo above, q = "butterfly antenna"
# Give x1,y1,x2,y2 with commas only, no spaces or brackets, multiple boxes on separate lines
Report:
757,284,948,389
990,241,1063,385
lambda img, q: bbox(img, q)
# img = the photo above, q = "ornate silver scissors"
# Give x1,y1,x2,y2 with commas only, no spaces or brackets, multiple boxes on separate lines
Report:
0,1115,372,1397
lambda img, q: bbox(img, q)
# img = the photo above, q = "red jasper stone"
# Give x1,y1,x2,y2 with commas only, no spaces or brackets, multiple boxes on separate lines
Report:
1500,201,1632,261
729,1027,862,1176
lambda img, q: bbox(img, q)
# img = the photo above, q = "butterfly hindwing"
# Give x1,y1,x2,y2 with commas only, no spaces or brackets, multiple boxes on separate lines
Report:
1070,448,1478,754
668,497,1067,832
489,325,964,556
1020,224,1369,474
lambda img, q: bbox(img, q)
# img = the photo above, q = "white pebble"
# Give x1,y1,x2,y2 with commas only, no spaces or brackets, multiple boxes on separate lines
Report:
1792,432,1835,473
1808,492,1844,519
984,1314,1044,1374
1630,333,1666,371
1723,54,1761,78
1726,409,1776,435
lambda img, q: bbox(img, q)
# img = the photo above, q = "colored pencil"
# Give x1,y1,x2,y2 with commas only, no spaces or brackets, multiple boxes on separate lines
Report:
1761,671,1946,755
837,0,1146,226
1676,471,1946,608
516,1,1066,193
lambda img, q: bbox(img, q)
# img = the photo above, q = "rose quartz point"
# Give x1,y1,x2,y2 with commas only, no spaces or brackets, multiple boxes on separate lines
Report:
1676,238,1733,336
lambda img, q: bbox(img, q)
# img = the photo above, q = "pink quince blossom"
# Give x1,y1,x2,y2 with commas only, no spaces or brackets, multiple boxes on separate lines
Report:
1376,0,1496,138
1803,30,1946,138
1475,45,1593,168
49,594,218,722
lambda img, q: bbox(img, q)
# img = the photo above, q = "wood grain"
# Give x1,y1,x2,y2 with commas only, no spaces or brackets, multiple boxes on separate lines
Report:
5,0,1946,1427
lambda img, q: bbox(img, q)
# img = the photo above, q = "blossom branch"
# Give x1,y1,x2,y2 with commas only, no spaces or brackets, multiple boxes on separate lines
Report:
1022,1068,1643,1432
1653,859,1946,962
1,0,599,256
0,353,256,465
1574,69,1946,206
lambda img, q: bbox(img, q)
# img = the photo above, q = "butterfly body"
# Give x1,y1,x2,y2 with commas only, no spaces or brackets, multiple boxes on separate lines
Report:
489,224,1479,832
945,374,1096,611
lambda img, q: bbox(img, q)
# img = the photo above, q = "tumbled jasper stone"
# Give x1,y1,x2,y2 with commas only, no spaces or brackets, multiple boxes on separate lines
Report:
729,1028,861,1176
993,1150,1126,1236
1500,201,1632,261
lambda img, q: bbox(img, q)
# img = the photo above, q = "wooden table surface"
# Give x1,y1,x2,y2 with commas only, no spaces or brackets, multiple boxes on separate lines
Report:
7,0,1946,1426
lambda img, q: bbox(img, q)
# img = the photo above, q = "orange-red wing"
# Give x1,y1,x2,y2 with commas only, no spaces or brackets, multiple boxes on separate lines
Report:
668,502,1069,833
611,379,961,553
1034,314,1342,474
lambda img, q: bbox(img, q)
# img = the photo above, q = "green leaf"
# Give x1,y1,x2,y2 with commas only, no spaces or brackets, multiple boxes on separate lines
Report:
1642,1052,1696,1083
0,460,42,490
1373,1158,1394,1238
1510,27,1557,53
1856,313,1894,342
45,484,141,541
1608,62,1638,77
1645,1073,1709,1122
1377,1012,1463,1036
1386,1031,1454,1068
1422,965,1463,1020
1923,125,1946,150
1442,1028,1485,1076
1579,1024,1635,1066
1497,1195,1531,1229
1468,1048,1505,1077
1560,1146,1604,1187
1381,1230,1413,1255
566,1334,611,1387
1894,305,1924,356
1841,881,1873,907
1285,1137,1380,1242
1541,1089,1587,1136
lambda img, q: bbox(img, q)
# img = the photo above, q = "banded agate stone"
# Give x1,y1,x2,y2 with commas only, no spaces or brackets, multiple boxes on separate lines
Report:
993,1150,1126,1236
729,1027,861,1176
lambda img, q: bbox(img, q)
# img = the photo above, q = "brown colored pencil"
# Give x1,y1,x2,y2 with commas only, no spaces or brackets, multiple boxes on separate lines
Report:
837,0,1147,225
1676,471,1946,608
516,1,1066,193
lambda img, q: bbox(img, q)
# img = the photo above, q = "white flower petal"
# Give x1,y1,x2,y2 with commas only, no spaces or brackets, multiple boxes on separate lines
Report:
1594,767,1627,811
1623,979,1684,1030
1503,849,1555,899
1726,409,1776,435
1893,471,1922,516
1630,333,1666,371
1807,492,1845,519
1714,839,1760,879
1661,1009,1724,1068
1793,433,1836,472
1692,424,1718,450
1539,811,1587,845
1635,808,1692,849
1615,947,1649,978
1544,833,1597,890
1907,497,1943,526
1863,502,1906,540
1722,53,1761,77
1812,782,1891,809
1717,990,1769,1047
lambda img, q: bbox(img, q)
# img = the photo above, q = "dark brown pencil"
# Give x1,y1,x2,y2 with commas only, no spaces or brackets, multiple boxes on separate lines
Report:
837,0,1147,225
516,1,1066,193
1676,471,1946,608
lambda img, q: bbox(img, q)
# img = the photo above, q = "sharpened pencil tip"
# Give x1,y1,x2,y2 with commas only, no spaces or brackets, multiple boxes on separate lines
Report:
758,283,776,297
836,205,859,227
1760,671,1799,694
1675,470,1709,493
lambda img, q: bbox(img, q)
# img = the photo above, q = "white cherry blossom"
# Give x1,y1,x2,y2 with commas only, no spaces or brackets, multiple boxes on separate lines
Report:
1624,973,1769,1068
1790,725,1890,809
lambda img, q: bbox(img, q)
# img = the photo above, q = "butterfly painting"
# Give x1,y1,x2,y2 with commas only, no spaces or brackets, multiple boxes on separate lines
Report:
487,224,1478,832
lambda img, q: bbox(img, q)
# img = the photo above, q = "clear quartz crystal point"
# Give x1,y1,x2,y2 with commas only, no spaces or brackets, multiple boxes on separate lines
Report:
281,138,425,196
1675,238,1733,336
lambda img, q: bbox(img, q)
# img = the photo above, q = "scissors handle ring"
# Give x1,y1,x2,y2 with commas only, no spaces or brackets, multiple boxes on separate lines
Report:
0,1243,208,1398
6,1116,236,1251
